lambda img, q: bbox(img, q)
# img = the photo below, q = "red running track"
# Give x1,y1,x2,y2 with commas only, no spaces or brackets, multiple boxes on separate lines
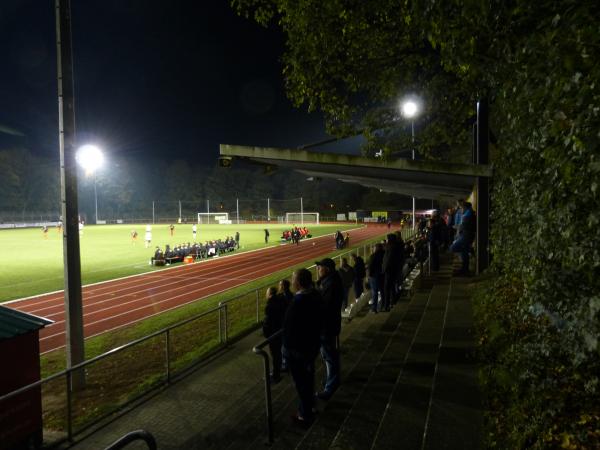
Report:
8,224,391,354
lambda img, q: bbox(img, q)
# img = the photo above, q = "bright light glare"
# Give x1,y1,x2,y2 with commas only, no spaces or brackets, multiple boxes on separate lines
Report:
401,100,419,118
76,145,104,173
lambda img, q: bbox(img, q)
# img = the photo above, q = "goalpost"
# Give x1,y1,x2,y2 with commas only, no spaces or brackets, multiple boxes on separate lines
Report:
197,212,230,224
285,212,320,225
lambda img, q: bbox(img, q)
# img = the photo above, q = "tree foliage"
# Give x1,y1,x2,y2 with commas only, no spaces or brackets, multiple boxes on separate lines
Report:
232,0,600,447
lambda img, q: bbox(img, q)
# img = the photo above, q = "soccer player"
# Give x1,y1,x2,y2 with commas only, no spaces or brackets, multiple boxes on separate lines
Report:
192,223,197,241
131,229,138,244
42,225,49,239
169,224,175,236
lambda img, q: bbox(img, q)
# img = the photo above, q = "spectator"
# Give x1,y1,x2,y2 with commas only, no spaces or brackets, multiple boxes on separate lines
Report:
428,211,444,271
451,201,477,275
351,253,366,300
382,233,404,311
283,269,322,425
338,257,355,310
263,286,287,384
278,278,294,372
367,243,385,313
315,258,344,401
235,231,240,249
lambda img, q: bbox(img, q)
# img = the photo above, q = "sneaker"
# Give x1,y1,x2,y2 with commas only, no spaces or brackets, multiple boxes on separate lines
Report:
291,414,312,428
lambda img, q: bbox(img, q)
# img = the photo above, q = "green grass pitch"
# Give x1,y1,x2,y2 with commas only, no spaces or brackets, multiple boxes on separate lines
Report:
0,223,356,302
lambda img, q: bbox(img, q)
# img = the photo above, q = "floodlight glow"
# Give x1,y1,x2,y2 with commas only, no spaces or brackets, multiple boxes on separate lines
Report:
401,100,419,118
76,145,104,173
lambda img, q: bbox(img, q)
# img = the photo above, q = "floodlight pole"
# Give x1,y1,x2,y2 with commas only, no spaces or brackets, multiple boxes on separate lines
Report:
207,199,210,215
56,0,85,389
178,200,182,222
411,120,416,231
300,197,304,225
93,173,98,224
152,201,155,224
236,198,240,224
267,198,270,222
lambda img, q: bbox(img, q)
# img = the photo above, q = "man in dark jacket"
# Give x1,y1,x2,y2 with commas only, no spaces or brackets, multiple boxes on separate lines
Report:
351,253,366,300
263,287,288,383
315,258,344,400
283,269,322,424
428,211,444,271
367,243,385,312
382,233,404,311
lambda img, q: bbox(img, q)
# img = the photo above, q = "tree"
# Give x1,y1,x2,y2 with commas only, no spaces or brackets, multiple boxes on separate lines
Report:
232,1,600,447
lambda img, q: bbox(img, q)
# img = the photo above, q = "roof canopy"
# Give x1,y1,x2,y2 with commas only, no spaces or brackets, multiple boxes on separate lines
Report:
219,145,492,201
0,305,53,340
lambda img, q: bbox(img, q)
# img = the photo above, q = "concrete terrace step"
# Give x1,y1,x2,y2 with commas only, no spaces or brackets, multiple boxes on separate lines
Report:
297,292,428,449
421,277,483,450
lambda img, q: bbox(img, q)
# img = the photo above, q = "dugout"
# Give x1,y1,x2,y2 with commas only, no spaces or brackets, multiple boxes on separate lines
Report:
0,306,53,450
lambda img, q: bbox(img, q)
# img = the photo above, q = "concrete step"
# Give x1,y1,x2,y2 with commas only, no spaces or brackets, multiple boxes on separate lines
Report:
421,278,483,450
291,299,423,450
369,276,451,450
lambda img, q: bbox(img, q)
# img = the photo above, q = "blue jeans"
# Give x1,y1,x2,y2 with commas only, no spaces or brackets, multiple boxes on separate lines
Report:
451,234,474,272
320,335,340,394
369,276,381,311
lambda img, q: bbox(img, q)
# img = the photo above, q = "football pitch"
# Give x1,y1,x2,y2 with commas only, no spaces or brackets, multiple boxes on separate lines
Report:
0,223,355,303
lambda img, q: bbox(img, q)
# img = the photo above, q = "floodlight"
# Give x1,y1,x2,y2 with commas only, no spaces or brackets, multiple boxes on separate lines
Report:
76,145,104,173
401,100,419,119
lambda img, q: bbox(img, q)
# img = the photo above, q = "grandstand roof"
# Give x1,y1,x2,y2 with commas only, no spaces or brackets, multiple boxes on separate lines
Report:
219,145,492,201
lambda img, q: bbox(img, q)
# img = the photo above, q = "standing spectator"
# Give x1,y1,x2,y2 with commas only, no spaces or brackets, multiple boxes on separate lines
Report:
382,233,404,311
351,253,366,300
264,228,270,243
453,200,463,236
235,231,240,249
278,278,294,372
315,258,344,400
283,269,322,425
428,211,444,271
367,243,385,313
263,287,287,384
338,257,355,310
278,279,293,306
451,201,477,275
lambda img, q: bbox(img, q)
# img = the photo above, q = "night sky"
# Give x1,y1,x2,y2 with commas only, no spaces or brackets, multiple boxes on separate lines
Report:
0,1,343,166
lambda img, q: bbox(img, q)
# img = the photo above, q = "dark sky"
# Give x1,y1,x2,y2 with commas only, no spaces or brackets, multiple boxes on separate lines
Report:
0,0,344,165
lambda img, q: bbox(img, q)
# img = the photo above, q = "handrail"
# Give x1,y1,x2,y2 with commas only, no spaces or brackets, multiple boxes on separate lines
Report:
252,329,283,445
104,429,157,450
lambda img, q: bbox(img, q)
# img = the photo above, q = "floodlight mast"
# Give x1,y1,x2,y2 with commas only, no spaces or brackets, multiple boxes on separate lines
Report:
400,98,420,231
56,0,85,389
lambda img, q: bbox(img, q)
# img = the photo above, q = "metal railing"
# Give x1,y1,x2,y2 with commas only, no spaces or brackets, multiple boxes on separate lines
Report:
253,330,283,445
0,228,416,447
104,429,157,450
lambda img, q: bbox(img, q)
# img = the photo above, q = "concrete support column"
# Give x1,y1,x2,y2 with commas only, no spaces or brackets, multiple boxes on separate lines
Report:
476,99,490,274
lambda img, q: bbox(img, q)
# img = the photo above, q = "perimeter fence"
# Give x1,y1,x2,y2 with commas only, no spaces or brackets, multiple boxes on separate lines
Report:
0,227,416,447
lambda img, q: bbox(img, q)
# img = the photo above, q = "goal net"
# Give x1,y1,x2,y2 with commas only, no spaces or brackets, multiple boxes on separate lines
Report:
285,212,320,224
197,212,230,224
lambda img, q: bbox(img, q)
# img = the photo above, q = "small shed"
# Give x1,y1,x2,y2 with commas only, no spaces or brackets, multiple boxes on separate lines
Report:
0,305,53,450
